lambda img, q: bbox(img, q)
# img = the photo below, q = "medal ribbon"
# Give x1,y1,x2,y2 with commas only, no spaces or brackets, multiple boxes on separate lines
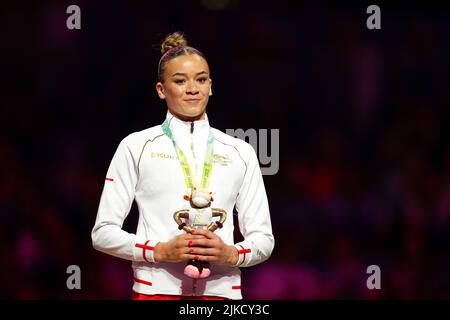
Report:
162,119,214,190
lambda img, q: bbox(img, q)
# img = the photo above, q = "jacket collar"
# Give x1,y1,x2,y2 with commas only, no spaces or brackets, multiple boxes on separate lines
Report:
165,110,210,138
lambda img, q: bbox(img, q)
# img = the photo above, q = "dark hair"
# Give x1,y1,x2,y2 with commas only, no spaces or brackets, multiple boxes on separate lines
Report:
158,31,206,82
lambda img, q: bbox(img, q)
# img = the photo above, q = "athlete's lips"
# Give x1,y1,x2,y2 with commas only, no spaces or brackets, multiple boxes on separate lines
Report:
184,98,201,104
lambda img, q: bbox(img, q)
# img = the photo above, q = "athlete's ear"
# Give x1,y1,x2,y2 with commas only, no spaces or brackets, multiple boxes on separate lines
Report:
209,79,213,96
156,82,165,99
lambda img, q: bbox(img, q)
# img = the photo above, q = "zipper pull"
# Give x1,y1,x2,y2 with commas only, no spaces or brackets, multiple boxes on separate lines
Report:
190,122,194,134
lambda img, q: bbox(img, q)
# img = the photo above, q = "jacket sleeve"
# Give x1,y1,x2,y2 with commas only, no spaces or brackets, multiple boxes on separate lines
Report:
233,143,275,267
91,136,158,263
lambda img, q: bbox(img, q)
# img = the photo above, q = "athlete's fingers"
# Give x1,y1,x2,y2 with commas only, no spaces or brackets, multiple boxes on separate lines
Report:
190,229,215,239
185,254,215,262
175,234,205,248
186,247,218,257
187,238,217,248
181,234,207,240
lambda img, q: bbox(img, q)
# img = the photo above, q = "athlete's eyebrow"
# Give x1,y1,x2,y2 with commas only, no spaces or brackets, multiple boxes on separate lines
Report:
171,71,208,77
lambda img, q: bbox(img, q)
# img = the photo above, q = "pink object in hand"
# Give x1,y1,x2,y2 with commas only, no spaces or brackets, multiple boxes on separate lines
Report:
199,268,211,278
184,265,200,278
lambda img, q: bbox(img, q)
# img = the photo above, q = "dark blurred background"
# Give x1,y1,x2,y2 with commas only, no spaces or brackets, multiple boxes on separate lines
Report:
1,0,450,299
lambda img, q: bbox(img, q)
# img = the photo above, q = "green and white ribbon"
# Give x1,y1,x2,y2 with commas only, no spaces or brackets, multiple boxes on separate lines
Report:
162,119,214,190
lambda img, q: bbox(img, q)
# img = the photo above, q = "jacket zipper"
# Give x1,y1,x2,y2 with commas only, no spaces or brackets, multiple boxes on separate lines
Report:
190,122,198,179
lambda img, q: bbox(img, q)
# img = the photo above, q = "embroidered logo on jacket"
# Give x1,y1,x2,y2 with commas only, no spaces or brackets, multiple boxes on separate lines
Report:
213,154,232,166
150,152,178,160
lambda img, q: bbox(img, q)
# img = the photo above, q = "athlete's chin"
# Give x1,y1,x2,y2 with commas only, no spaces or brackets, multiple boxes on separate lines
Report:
181,106,207,117
171,107,206,121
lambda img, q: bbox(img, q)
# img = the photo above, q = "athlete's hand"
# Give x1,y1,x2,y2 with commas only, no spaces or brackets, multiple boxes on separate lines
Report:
153,233,206,263
185,229,239,266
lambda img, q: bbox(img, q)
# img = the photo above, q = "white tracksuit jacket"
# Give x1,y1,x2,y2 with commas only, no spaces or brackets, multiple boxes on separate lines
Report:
92,111,274,299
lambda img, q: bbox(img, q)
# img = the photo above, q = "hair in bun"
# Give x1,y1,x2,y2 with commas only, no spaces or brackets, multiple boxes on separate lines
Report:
158,31,206,82
160,31,188,55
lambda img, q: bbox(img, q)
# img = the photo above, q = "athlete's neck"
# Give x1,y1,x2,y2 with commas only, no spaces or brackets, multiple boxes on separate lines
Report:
169,110,206,122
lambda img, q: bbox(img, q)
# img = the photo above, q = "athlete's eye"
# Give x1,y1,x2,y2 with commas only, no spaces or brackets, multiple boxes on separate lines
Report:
197,77,208,83
174,79,185,84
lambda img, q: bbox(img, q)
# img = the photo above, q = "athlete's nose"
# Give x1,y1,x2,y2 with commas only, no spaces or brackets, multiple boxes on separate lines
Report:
186,81,199,94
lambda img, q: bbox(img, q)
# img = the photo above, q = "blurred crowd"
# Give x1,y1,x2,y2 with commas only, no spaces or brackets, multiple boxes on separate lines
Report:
1,1,450,299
